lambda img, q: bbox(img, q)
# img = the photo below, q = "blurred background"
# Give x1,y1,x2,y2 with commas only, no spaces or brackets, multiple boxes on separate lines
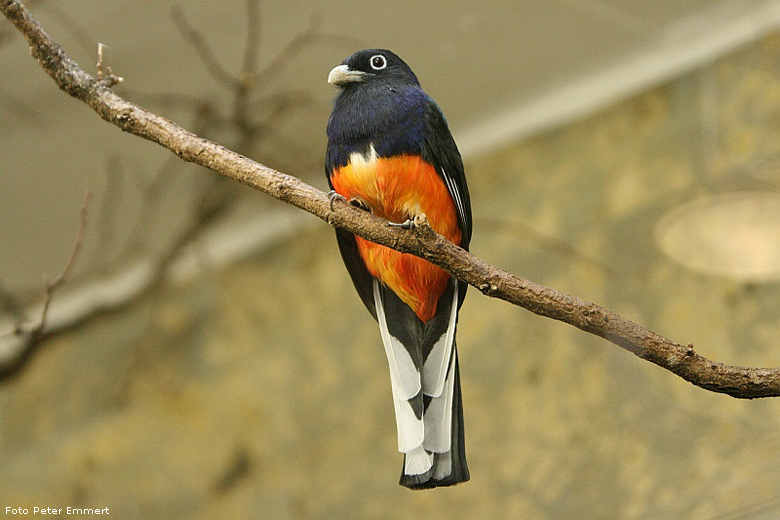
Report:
2,1,780,518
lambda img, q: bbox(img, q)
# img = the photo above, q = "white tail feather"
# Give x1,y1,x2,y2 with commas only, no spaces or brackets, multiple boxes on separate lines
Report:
374,280,423,453
404,446,434,475
422,283,458,397
374,280,421,400
423,348,457,453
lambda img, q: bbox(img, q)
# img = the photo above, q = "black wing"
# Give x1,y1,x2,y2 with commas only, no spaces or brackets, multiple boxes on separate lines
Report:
422,101,472,250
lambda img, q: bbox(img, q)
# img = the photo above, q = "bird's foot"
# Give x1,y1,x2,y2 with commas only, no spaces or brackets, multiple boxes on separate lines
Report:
388,218,415,230
328,190,373,213
328,190,347,211
350,198,372,213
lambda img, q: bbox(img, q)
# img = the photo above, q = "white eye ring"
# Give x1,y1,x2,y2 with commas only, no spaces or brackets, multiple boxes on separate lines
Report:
369,54,387,70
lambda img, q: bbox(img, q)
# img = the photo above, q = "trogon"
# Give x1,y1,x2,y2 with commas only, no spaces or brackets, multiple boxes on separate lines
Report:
325,49,472,489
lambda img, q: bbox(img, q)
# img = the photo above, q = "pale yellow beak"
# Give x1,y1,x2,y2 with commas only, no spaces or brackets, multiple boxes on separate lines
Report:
328,64,368,86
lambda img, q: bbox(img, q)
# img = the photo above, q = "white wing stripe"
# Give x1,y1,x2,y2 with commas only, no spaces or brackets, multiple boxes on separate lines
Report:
442,167,465,228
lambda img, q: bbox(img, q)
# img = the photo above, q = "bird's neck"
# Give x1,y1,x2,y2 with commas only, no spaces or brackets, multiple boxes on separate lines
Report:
328,85,428,159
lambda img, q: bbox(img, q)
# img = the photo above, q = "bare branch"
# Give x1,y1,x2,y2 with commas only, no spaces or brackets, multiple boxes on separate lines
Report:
0,190,91,379
249,13,361,92
170,5,239,91
33,190,92,337
241,0,260,76
86,154,124,269
3,0,780,398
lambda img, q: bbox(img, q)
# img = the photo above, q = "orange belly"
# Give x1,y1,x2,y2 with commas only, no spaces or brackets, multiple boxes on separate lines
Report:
331,152,461,322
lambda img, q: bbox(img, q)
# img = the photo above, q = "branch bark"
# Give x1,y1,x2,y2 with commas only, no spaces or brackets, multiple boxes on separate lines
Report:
3,0,780,398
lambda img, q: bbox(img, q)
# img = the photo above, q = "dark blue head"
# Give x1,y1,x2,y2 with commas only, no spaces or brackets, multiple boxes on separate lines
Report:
328,49,420,89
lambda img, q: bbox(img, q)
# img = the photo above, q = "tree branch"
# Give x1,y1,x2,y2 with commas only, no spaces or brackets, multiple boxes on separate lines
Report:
3,0,780,398
32,190,91,338
0,190,91,378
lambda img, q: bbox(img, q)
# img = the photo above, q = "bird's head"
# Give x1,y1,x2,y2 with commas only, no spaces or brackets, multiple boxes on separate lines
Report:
328,49,420,89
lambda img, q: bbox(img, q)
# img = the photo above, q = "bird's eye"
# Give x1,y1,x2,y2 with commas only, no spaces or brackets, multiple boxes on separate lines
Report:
370,54,387,71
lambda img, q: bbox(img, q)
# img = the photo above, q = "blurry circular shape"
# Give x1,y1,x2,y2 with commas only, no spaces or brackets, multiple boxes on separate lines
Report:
655,191,780,281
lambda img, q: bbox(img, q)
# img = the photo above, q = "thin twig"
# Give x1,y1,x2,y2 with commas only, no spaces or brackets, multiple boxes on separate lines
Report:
232,0,262,147
86,154,123,269
250,15,359,91
241,0,260,76
95,42,122,85
0,189,91,379
170,5,239,91
32,190,91,339
3,0,780,399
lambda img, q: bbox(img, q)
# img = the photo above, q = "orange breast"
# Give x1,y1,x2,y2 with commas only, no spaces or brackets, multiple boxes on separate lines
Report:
331,152,461,322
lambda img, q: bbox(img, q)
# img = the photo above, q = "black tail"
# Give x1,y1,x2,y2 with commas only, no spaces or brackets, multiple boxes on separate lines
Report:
400,357,469,490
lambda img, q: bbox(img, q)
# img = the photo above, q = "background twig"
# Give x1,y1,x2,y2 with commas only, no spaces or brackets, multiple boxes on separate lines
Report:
0,190,91,378
32,190,92,339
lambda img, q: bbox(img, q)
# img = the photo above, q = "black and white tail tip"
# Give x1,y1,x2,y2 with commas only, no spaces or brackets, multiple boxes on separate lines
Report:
373,280,469,489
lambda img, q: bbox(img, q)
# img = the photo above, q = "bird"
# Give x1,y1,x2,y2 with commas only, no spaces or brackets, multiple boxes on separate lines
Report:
325,49,472,489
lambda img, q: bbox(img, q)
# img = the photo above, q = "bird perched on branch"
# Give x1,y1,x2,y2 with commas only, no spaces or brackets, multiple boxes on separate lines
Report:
325,49,472,489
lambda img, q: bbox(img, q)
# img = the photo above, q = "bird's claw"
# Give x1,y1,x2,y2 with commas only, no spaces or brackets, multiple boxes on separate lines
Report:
328,190,346,211
350,198,372,213
388,218,415,230
328,191,374,214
